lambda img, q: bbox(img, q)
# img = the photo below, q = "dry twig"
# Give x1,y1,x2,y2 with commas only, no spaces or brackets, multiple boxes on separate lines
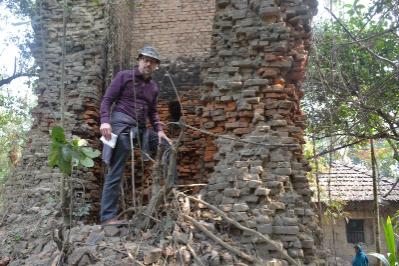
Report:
177,192,300,265
187,244,206,266
181,213,254,262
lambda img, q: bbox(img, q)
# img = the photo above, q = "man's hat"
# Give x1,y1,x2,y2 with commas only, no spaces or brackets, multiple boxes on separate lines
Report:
138,46,161,63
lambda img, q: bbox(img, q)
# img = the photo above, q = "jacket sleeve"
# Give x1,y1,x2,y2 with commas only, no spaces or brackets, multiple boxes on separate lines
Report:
100,72,124,124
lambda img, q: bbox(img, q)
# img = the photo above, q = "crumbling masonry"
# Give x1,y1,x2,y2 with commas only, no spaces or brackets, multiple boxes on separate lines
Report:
0,0,323,264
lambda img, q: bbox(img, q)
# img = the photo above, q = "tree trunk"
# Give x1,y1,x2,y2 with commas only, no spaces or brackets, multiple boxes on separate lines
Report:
370,139,381,263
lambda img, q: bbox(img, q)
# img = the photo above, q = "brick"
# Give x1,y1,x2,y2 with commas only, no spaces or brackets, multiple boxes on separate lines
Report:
233,203,249,212
255,187,270,196
273,226,299,235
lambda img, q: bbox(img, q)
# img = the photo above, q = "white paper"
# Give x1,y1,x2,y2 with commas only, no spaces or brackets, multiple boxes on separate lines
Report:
100,133,118,148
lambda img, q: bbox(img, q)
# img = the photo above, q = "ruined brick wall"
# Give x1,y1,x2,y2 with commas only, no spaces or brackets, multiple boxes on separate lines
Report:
106,0,217,188
1,0,216,226
200,0,322,263
0,0,108,256
131,0,215,60
0,0,325,263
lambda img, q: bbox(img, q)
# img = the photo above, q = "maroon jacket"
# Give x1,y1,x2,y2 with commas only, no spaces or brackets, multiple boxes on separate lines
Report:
100,67,162,132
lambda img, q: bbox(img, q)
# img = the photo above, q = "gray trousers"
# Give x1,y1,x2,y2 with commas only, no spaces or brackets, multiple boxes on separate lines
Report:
100,128,172,222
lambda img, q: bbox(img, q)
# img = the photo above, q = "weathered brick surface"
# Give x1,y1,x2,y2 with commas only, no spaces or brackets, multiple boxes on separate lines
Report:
0,0,325,264
0,0,108,259
131,0,215,60
200,0,323,263
4,0,107,217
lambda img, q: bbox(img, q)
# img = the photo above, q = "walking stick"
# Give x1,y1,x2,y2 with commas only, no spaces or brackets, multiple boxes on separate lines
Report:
130,129,136,208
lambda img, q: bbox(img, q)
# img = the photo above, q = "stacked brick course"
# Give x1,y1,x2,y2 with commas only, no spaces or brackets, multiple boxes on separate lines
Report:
200,0,322,263
131,0,215,60
0,0,108,259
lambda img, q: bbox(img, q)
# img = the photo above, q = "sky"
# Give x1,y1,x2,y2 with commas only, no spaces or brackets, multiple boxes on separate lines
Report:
0,2,36,103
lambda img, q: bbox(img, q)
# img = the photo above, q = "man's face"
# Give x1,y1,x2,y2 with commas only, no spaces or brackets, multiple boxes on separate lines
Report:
138,56,159,77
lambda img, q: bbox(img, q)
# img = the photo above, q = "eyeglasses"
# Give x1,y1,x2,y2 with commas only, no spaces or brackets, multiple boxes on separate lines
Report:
140,56,159,65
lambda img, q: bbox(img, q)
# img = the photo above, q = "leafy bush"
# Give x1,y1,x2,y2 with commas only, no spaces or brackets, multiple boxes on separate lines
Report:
48,126,100,175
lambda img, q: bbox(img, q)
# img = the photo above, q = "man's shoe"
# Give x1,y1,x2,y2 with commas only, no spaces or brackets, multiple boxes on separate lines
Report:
101,218,127,226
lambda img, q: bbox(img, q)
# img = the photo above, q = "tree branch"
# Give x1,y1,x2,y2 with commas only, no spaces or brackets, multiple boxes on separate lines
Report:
325,7,398,70
0,72,35,87
309,138,366,159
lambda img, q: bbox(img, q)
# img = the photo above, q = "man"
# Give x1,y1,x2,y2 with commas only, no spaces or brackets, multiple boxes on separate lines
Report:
99,46,171,225
352,244,369,266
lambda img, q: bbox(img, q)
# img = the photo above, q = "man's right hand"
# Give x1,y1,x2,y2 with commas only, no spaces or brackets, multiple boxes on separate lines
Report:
100,123,112,141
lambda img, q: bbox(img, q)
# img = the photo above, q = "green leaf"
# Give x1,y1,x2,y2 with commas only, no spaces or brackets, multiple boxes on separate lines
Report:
48,142,62,167
383,216,396,265
51,126,66,144
71,137,79,147
62,146,72,162
59,159,72,175
47,126,99,174
80,157,94,168
70,150,82,166
81,147,101,158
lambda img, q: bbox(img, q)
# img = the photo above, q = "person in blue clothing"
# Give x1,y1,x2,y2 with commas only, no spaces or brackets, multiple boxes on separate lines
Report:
352,244,369,266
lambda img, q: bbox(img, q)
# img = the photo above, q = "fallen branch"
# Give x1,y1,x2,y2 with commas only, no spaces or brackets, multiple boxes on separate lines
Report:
177,192,300,265
79,242,145,266
116,206,145,220
175,183,207,188
140,129,184,229
187,244,206,266
181,213,254,263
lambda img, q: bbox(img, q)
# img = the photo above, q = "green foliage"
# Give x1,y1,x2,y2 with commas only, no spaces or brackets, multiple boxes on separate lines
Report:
13,233,22,242
303,0,399,176
347,140,399,179
0,0,35,17
0,93,33,183
304,140,349,222
323,199,348,223
48,126,100,176
369,216,399,265
0,0,37,185
384,216,397,265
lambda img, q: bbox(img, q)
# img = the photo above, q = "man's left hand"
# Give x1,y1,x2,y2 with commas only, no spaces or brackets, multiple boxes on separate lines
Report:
157,131,172,145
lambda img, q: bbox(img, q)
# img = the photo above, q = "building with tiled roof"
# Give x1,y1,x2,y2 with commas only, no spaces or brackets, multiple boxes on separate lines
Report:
316,162,399,265
318,162,399,202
